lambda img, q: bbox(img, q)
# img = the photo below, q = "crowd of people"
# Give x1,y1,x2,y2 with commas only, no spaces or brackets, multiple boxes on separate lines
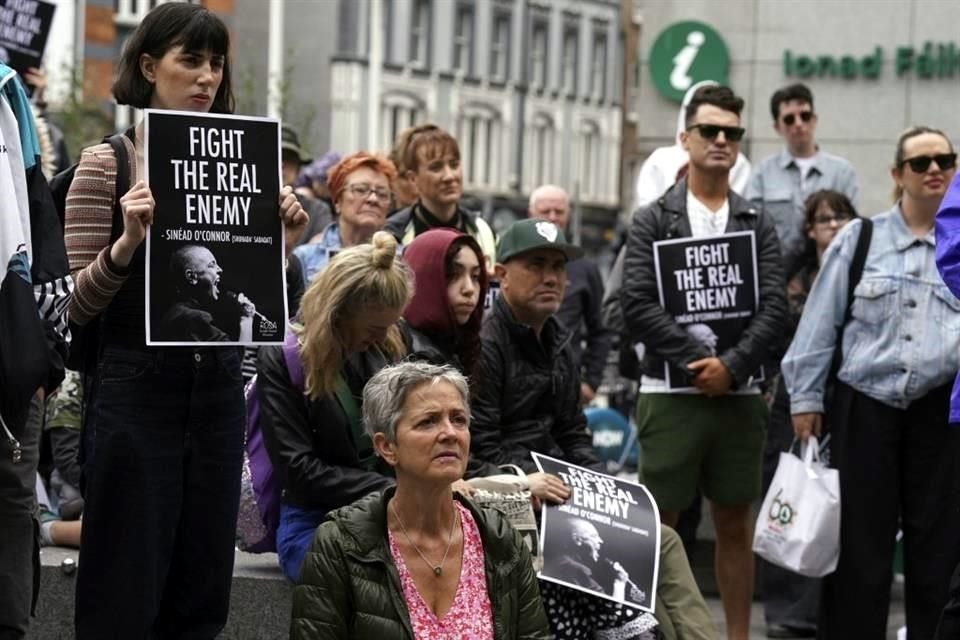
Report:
2,3,960,640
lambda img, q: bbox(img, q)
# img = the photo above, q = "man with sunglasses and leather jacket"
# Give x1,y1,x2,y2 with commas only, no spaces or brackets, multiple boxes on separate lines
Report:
745,83,859,278
620,85,787,640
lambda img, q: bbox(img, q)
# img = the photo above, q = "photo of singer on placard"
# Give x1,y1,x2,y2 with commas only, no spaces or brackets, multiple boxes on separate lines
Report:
533,452,661,613
542,511,654,608
155,245,266,342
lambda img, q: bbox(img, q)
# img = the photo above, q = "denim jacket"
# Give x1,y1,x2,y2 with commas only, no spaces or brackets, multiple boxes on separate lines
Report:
291,223,342,286
745,149,858,269
783,205,960,412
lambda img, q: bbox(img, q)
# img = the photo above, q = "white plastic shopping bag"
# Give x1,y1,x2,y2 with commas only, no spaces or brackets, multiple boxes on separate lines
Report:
753,436,840,577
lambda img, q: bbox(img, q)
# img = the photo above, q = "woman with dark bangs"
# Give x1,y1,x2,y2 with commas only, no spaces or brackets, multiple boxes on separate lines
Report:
760,190,858,637
400,228,488,378
64,3,306,637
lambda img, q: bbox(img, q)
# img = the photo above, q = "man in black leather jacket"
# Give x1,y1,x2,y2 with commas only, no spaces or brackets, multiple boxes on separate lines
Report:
620,85,787,640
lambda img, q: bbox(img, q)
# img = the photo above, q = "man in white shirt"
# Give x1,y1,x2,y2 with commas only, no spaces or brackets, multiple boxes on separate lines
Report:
620,85,787,640
635,80,752,210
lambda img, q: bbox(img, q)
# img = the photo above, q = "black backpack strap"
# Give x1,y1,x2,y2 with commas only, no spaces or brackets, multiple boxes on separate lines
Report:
80,130,133,370
102,128,133,241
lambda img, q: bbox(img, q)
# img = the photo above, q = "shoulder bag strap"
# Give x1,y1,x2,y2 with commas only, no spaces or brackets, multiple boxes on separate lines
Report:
334,373,376,471
830,218,873,378
843,218,873,326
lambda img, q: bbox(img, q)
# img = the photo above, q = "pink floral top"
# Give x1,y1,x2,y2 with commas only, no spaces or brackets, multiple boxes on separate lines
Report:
388,502,495,640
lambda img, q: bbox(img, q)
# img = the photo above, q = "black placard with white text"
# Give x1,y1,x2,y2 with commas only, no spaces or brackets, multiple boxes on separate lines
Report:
533,453,660,613
145,110,285,346
653,231,761,389
0,0,55,74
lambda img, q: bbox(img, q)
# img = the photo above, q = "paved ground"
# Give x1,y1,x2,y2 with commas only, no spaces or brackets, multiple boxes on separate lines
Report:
692,544,906,640
677,490,907,640
705,594,906,640
34,537,908,639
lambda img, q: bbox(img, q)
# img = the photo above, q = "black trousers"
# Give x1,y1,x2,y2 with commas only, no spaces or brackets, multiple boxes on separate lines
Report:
819,383,960,640
75,347,245,639
936,562,960,639
0,396,42,640
760,378,819,630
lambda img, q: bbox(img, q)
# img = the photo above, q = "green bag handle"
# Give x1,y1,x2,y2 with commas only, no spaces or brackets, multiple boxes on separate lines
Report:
334,373,377,471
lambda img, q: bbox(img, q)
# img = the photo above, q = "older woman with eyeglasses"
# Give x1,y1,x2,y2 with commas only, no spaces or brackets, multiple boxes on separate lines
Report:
292,151,396,285
292,361,549,640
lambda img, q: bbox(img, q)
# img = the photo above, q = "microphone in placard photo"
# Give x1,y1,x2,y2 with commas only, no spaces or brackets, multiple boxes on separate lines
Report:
223,289,270,324
222,287,281,340
604,558,647,605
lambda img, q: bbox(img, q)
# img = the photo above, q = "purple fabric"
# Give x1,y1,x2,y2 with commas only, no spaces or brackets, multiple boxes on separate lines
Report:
934,173,960,424
239,331,303,552
295,151,343,189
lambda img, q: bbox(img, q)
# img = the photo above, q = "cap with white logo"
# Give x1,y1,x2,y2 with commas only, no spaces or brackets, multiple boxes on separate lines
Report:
496,219,583,263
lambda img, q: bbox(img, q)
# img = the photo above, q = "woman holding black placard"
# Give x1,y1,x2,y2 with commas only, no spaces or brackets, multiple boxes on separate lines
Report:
63,4,306,637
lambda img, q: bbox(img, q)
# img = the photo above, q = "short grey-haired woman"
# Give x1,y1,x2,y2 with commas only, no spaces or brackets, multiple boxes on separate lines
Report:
291,361,549,640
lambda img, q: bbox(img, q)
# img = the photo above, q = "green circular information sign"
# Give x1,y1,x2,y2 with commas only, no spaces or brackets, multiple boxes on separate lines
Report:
649,21,730,103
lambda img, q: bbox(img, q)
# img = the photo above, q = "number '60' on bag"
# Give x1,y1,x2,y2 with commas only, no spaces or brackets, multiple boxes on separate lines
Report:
752,436,840,577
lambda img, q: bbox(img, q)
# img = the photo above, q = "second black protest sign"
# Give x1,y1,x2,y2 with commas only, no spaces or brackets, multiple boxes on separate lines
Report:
145,110,286,346
653,230,761,389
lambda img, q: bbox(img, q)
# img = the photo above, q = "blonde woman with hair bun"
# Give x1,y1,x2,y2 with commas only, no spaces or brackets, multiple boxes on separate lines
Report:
257,229,413,581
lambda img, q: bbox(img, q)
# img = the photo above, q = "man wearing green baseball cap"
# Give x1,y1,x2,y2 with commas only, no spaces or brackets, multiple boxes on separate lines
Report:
470,218,593,478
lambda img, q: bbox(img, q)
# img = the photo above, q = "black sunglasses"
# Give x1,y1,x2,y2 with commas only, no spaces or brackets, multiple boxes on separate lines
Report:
900,153,957,173
781,111,814,126
686,124,746,143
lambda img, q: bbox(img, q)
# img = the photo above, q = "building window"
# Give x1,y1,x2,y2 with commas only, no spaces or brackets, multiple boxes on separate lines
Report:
530,20,548,90
561,25,578,96
381,92,424,153
579,121,600,199
590,29,607,101
490,9,512,83
382,0,393,64
409,0,431,67
115,104,137,131
528,113,555,188
614,34,624,100
115,0,182,25
458,105,500,189
452,4,474,75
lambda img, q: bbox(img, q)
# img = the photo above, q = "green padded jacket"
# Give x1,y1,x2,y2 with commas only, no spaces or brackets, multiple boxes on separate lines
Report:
291,488,550,639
